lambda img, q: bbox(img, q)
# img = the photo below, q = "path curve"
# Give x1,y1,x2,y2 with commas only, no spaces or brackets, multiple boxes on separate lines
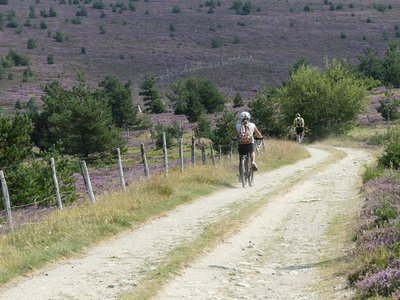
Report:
0,147,370,299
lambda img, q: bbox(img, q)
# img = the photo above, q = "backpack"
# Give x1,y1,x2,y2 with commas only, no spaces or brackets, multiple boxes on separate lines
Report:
239,122,253,145
297,117,303,127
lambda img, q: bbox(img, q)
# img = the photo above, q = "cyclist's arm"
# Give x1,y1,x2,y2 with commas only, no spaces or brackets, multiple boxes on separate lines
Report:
254,126,263,139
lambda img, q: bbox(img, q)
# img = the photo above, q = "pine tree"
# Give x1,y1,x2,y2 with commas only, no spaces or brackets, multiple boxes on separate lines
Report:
233,92,244,107
139,74,165,113
37,80,123,157
98,76,140,129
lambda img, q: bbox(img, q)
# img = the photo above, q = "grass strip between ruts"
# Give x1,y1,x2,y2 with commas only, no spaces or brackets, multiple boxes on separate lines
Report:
120,146,346,299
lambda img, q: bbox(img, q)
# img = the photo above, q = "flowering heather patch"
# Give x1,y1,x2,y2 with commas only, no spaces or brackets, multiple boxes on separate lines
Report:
351,171,400,298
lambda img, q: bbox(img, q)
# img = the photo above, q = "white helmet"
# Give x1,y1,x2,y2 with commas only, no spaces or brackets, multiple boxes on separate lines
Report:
240,111,250,121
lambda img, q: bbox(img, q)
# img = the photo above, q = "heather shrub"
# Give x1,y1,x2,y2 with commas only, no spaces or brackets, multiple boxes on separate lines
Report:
350,174,400,298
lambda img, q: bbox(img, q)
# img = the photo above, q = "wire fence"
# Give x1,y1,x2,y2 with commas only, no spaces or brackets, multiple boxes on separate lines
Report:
1,134,265,235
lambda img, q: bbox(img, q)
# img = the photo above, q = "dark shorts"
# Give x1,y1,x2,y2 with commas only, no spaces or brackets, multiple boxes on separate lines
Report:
238,143,254,156
296,127,304,135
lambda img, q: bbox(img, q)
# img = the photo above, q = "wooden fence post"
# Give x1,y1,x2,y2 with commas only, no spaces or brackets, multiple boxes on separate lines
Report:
163,132,169,176
191,136,195,165
116,148,126,192
218,144,222,164
80,160,96,204
210,143,216,166
50,157,63,210
179,138,184,173
140,143,150,177
0,170,13,233
201,143,206,165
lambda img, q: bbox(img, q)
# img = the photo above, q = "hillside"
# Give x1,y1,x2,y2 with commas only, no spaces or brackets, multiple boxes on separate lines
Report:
0,0,399,112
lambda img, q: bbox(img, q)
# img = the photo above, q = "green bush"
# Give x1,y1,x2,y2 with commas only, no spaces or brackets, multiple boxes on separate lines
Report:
275,59,368,139
172,5,181,13
27,38,36,49
362,164,384,182
377,96,400,121
379,127,400,169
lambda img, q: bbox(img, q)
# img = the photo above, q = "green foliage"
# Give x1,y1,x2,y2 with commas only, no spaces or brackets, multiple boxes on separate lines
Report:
153,123,182,149
276,59,368,139
167,77,225,122
47,54,54,64
248,88,288,137
211,38,222,48
99,25,106,34
0,0,9,4
35,79,123,157
27,38,36,49
93,0,104,9
358,48,384,81
358,42,400,88
49,7,57,17
372,3,387,13
54,31,63,42
2,154,78,208
362,164,384,183
233,92,244,107
377,94,400,121
139,74,165,114
382,42,400,87
97,76,140,129
3,50,30,67
40,21,47,29
230,0,252,15
194,112,212,140
0,112,33,168
379,127,400,169
172,5,181,13
211,110,236,154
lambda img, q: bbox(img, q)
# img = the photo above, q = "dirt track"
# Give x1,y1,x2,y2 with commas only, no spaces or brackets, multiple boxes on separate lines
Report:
0,146,371,300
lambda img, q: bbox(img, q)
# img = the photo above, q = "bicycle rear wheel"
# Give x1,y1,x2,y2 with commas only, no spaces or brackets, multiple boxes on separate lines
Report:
247,153,254,186
240,157,247,188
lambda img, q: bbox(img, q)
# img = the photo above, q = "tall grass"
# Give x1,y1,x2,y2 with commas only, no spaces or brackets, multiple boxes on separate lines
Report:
0,140,308,285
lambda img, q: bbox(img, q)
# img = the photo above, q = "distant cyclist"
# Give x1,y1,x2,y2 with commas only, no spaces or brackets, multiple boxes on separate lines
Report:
293,113,305,143
233,111,263,171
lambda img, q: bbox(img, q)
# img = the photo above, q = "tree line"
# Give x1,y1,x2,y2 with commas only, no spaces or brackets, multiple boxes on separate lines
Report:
2,41,400,208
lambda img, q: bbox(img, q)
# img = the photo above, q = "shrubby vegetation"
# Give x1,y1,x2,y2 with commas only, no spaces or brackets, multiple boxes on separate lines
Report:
252,59,368,139
210,110,236,153
358,41,400,88
97,76,140,129
139,74,165,114
0,112,77,208
33,79,123,157
167,77,225,122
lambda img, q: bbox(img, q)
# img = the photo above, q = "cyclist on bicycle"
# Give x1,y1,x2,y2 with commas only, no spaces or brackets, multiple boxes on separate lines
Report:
293,113,305,142
233,111,263,171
